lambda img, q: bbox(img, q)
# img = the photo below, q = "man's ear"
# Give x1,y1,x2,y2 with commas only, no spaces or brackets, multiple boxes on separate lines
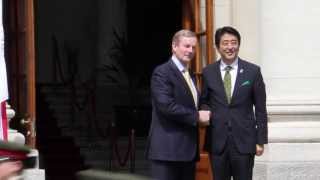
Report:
172,43,176,52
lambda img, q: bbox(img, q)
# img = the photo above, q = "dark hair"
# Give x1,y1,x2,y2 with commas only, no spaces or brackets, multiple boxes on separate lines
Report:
215,26,241,48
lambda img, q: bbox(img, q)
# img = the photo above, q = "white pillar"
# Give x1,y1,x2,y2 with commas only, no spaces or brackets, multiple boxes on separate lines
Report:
215,0,320,179
260,0,320,101
260,0,320,142
216,0,320,142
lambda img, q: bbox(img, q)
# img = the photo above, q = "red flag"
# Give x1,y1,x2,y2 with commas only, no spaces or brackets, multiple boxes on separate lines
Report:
0,102,8,140
0,0,8,141
0,58,8,140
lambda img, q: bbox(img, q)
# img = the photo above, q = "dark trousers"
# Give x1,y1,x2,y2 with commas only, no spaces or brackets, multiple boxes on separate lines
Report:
210,135,254,180
151,160,196,180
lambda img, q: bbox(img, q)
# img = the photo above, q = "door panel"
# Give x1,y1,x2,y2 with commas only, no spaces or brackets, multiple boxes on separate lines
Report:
4,0,36,148
182,0,215,179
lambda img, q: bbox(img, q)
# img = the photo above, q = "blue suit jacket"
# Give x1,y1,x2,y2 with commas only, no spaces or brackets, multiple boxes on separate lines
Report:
147,59,199,162
200,58,268,154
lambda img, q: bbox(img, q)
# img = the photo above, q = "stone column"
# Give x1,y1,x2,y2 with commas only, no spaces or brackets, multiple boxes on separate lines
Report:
260,0,320,142
215,0,320,179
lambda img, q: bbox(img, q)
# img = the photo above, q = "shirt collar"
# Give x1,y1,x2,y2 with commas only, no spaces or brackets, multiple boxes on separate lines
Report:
220,58,239,71
172,55,187,72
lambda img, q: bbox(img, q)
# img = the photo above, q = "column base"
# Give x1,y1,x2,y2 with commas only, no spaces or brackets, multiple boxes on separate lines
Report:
254,143,320,180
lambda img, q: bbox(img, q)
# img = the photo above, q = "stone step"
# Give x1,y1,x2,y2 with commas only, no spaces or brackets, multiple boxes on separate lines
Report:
48,104,72,112
75,137,149,172
46,96,87,105
21,169,46,180
39,85,151,177
254,143,320,180
41,85,86,93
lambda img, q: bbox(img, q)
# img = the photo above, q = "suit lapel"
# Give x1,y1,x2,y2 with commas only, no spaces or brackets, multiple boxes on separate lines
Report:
213,61,229,104
168,60,185,86
231,59,245,103
168,60,197,104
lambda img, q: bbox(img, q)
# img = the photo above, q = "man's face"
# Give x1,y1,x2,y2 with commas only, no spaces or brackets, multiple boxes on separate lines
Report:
217,33,239,63
172,36,197,65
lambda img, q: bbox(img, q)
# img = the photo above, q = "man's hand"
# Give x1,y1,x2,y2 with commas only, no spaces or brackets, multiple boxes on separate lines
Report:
198,110,211,127
256,144,264,156
0,160,22,179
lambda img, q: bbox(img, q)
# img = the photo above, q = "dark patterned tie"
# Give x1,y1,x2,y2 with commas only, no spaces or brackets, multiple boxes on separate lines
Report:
223,66,232,104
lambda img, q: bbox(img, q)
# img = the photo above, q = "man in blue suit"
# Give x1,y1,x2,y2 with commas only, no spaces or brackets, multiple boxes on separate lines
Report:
147,29,211,180
200,26,268,180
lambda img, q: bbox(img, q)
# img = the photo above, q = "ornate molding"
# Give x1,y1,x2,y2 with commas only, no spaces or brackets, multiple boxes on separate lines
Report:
267,99,320,115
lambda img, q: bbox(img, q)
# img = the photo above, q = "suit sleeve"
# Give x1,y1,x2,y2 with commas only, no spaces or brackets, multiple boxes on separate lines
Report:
199,70,211,111
253,68,268,144
151,67,198,127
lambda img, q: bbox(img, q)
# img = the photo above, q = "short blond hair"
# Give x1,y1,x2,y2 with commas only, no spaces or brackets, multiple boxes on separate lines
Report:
172,29,196,45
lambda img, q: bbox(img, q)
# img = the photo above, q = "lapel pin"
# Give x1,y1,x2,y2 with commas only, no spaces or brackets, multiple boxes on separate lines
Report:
240,69,244,73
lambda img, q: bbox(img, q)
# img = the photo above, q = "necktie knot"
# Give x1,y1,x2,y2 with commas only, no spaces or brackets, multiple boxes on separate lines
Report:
224,65,232,72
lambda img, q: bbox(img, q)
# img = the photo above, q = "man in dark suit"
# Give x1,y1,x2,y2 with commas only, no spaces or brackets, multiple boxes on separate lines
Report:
200,26,268,180
147,29,211,180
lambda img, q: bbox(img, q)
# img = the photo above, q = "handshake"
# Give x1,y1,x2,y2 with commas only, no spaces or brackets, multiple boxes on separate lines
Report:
198,110,211,127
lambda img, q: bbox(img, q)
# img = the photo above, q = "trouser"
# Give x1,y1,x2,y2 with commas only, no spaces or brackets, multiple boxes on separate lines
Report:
210,135,254,180
151,160,196,180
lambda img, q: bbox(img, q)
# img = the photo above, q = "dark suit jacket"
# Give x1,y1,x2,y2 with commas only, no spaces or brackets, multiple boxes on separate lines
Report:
147,59,199,162
200,58,268,154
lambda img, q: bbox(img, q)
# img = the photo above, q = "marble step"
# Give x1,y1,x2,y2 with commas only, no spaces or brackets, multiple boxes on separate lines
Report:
254,143,320,180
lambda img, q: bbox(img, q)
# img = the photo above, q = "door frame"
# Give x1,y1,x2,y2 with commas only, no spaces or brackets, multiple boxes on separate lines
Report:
4,0,36,148
182,0,215,179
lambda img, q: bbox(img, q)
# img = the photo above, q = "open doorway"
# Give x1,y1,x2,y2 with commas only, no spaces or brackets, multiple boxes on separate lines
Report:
5,0,216,177
33,0,183,176
34,0,182,140
94,0,183,137
126,0,182,86
107,0,183,136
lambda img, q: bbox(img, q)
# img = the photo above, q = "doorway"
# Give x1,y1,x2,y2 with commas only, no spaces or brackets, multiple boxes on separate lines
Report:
95,0,183,137
127,0,182,83
4,0,215,177
34,0,184,175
